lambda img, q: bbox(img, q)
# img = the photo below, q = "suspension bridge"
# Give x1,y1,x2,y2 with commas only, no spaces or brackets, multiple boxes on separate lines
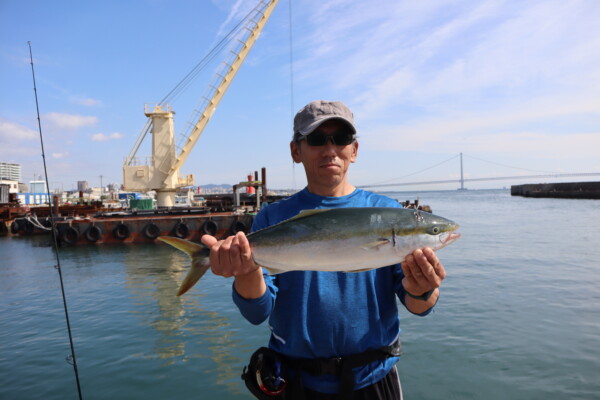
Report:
359,153,600,190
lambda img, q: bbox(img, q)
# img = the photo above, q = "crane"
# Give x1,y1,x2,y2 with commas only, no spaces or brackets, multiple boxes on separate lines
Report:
123,0,278,207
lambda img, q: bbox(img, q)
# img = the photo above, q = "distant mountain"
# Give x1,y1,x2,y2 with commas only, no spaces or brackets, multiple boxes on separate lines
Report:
200,184,232,189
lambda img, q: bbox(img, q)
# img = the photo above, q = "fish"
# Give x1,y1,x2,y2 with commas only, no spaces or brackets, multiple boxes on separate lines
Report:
158,207,460,296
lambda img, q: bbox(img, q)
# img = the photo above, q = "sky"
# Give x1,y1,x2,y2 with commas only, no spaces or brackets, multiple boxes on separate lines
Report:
1,0,599,192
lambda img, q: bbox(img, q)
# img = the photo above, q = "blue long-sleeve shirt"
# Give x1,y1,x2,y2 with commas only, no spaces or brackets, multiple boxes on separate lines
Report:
232,188,432,394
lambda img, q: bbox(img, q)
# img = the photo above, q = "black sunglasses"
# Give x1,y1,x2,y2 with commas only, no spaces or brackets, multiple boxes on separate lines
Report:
298,129,355,146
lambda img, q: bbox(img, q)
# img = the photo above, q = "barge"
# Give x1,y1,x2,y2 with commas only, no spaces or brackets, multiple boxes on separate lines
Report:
6,186,289,245
49,207,255,246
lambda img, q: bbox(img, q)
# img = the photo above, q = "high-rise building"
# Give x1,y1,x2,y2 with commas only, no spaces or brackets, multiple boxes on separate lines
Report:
77,181,89,192
0,162,22,182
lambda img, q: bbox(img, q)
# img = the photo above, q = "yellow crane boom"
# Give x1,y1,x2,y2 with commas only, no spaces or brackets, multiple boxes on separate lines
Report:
123,0,278,207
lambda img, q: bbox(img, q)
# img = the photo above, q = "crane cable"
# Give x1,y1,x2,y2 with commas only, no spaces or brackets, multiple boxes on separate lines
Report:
160,1,269,106
28,41,84,400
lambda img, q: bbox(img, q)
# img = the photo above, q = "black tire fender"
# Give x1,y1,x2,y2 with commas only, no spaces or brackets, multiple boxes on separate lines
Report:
61,226,80,245
230,220,247,235
201,220,218,236
85,225,103,242
10,220,21,234
114,223,130,240
172,222,189,239
143,223,161,240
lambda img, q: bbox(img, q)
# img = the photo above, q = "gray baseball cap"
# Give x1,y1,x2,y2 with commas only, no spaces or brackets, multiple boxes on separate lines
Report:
293,100,356,138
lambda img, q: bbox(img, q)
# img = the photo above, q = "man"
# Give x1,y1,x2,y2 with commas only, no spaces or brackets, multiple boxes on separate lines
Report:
202,100,446,399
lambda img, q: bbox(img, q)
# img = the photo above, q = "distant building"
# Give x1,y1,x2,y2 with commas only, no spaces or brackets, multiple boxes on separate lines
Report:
0,162,21,182
17,193,50,205
0,179,19,194
29,180,47,193
77,180,90,192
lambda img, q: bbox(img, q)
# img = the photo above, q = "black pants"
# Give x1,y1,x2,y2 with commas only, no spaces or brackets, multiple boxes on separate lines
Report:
293,365,403,400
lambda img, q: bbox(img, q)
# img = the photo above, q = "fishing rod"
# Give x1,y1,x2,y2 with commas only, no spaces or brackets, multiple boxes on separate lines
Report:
27,41,84,400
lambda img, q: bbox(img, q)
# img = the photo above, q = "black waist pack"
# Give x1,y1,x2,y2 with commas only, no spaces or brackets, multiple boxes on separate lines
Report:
242,339,402,399
242,347,289,400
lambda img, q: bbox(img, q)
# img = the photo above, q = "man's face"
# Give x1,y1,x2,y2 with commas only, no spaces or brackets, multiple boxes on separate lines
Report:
290,120,358,193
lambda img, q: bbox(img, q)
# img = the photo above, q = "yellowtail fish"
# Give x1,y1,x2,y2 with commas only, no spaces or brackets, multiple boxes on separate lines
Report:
158,207,460,296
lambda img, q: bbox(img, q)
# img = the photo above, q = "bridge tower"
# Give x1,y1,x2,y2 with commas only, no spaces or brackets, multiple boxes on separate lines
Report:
459,152,466,190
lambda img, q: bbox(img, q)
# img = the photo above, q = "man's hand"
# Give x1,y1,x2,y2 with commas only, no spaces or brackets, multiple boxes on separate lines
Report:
201,232,266,299
201,232,258,277
401,248,446,312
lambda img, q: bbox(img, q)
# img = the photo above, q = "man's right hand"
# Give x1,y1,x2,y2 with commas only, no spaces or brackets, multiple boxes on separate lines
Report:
201,232,266,299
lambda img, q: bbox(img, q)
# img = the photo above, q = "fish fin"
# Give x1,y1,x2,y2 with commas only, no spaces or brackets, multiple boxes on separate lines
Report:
345,267,374,273
250,209,333,236
288,209,332,221
177,259,210,296
360,239,390,250
158,236,210,296
263,266,287,275
158,236,205,256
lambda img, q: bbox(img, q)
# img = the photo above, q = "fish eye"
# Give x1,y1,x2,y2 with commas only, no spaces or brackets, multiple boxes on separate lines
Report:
429,226,441,235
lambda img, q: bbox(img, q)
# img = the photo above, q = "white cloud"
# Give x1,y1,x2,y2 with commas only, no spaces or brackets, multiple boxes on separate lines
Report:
91,132,124,142
215,0,253,37
362,88,600,159
0,119,38,140
43,112,98,130
52,152,69,159
71,97,103,107
295,0,600,116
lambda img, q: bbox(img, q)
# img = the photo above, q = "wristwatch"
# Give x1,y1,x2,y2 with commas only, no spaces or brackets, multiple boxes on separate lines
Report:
405,289,435,301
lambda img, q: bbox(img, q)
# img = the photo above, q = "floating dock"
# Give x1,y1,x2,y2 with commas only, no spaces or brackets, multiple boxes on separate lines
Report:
6,192,280,245
511,181,600,199
52,208,254,245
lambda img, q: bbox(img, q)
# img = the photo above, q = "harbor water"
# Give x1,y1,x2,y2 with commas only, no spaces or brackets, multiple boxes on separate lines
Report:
1,189,599,399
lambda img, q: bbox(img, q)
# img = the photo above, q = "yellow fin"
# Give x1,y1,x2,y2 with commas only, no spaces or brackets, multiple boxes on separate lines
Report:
345,267,375,273
158,236,204,256
264,266,287,275
288,208,332,221
158,236,210,296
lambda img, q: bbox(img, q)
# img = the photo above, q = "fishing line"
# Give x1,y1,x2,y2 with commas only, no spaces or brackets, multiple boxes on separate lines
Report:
28,41,84,400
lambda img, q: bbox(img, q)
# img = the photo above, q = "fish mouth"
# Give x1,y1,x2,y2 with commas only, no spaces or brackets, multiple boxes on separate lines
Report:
444,232,461,243
439,229,461,247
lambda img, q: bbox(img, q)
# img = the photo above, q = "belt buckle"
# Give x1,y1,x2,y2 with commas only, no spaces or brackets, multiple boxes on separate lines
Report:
330,356,344,374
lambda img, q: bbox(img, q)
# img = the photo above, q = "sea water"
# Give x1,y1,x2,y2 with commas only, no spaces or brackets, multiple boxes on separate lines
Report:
1,189,599,399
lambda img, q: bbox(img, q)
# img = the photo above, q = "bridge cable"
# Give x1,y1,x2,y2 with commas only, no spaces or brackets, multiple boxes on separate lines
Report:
462,153,558,174
364,153,459,187
28,41,84,400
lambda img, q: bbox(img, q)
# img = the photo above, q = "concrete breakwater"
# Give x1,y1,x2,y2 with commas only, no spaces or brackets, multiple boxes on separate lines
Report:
511,181,600,199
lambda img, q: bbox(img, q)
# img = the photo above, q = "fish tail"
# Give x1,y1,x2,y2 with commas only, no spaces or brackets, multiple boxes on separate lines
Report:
158,236,211,296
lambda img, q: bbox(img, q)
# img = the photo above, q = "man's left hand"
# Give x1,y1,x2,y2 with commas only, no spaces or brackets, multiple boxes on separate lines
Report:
401,247,446,297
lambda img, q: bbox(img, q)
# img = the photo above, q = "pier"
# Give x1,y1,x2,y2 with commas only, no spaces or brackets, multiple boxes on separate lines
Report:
510,182,600,199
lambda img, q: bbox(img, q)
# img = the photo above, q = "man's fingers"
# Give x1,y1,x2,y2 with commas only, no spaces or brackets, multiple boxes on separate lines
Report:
201,234,218,247
410,249,429,282
402,254,415,277
423,248,446,281
235,232,252,257
204,233,256,278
